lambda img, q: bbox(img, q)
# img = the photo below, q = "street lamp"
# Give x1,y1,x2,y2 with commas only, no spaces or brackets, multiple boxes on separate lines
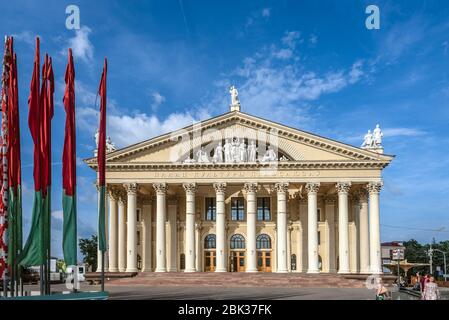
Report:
432,249,448,281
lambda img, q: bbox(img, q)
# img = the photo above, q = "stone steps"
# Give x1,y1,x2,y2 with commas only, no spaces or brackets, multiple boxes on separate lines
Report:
107,272,368,288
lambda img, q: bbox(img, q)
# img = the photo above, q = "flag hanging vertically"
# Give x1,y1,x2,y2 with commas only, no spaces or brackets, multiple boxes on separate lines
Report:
0,36,13,281
19,38,44,267
7,37,22,275
97,59,107,253
62,49,77,266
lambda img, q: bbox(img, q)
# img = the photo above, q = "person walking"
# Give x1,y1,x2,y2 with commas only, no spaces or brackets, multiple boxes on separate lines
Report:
376,278,390,300
422,276,440,300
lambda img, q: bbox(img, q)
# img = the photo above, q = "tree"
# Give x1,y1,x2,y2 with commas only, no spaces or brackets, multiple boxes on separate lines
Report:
79,235,98,272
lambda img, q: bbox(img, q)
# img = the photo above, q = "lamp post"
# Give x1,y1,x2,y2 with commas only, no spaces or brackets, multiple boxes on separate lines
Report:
432,249,447,281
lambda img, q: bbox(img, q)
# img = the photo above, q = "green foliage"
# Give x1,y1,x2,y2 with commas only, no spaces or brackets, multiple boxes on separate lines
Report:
403,239,449,279
79,235,98,271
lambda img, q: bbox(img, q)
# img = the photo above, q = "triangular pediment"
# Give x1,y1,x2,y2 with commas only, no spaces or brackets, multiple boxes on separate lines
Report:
85,111,394,168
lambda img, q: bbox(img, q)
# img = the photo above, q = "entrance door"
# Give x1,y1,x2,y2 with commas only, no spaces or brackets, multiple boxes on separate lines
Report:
204,251,216,272
257,251,272,272
230,251,245,272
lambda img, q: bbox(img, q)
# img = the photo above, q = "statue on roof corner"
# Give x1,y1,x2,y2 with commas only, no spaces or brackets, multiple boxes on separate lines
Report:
362,124,383,149
229,85,239,106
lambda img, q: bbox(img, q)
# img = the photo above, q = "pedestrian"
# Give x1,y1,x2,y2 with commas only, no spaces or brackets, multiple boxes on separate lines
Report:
413,272,421,291
376,278,390,300
422,276,440,300
420,273,428,293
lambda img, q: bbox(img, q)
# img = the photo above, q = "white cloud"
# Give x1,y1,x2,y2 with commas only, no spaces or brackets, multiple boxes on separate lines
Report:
281,31,301,48
273,48,293,60
12,31,40,46
262,8,271,18
63,26,94,63
383,128,427,137
52,210,63,220
349,60,364,84
151,91,166,111
216,31,367,127
309,34,318,45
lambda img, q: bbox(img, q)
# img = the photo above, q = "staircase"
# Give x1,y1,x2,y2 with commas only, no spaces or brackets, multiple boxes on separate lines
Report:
107,272,369,288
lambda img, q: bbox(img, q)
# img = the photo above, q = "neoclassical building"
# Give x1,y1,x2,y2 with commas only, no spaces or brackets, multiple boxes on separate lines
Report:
85,96,393,275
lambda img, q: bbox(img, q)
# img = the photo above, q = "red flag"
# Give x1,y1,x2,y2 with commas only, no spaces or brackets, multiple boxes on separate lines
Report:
62,48,77,266
97,58,107,252
28,38,41,193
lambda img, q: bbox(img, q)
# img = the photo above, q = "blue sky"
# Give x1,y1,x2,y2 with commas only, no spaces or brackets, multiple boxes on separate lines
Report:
1,0,449,259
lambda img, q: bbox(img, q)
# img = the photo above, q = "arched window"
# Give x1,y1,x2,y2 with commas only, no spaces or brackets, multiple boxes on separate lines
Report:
318,255,323,271
204,234,216,249
256,234,271,249
230,234,245,249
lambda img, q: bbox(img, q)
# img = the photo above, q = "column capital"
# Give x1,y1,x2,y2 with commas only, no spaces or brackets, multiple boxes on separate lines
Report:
153,183,167,195
305,182,320,194
213,182,227,195
195,221,202,231
124,182,138,195
356,189,369,202
183,183,197,195
336,182,351,194
366,181,383,194
324,196,336,205
274,182,289,194
243,182,258,194
117,189,127,205
107,185,120,200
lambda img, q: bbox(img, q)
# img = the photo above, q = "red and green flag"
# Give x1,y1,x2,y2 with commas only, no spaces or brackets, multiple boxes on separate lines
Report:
7,37,22,272
0,36,13,282
20,38,53,268
62,49,77,266
97,58,107,252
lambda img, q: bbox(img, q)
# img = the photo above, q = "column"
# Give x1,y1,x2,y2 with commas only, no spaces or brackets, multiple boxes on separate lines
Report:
306,182,320,273
195,222,202,271
153,183,167,272
357,189,370,273
108,187,119,272
244,183,258,272
336,182,351,274
275,182,289,273
368,181,383,274
183,183,197,272
124,183,138,272
142,197,152,272
324,196,336,273
287,223,293,272
118,192,127,272
167,196,178,272
350,194,360,273
299,198,308,272
214,183,227,272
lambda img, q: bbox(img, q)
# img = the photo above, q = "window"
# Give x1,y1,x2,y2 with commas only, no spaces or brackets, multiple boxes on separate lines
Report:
137,231,141,246
256,234,271,249
257,198,271,221
318,231,321,246
230,234,245,249
291,254,297,271
180,254,185,270
137,208,141,222
231,197,245,221
318,255,323,271
204,234,216,249
317,208,322,222
137,254,142,271
205,198,216,221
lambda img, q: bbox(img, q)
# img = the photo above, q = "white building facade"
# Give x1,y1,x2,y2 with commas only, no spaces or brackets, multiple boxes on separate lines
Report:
86,102,393,275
